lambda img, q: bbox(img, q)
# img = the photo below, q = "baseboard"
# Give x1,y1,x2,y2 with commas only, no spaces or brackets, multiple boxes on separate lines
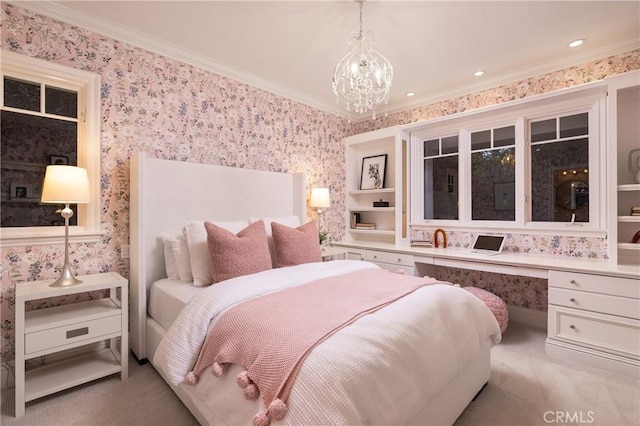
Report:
507,305,547,330
546,339,640,378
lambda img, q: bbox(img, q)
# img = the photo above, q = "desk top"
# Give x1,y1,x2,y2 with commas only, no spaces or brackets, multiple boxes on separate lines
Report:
333,241,640,279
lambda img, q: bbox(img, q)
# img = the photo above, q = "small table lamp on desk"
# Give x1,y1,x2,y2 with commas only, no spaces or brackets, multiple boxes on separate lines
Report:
40,165,91,287
310,187,331,243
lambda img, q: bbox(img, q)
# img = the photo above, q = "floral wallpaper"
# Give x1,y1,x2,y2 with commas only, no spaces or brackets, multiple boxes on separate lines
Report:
0,2,638,382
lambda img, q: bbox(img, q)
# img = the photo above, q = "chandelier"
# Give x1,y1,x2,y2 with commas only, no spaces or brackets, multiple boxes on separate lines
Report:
332,0,393,120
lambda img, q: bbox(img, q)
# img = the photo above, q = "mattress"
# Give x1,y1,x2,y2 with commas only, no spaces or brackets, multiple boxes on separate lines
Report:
148,279,203,331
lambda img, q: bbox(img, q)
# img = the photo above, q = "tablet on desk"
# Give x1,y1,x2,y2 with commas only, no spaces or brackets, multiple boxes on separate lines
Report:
469,234,506,256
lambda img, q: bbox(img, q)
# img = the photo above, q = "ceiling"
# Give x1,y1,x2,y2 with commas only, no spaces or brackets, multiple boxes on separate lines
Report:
15,1,640,121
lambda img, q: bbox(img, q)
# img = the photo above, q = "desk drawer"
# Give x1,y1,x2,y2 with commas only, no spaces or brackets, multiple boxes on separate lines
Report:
25,314,121,355
548,306,640,359
549,287,640,320
366,250,414,267
549,271,639,299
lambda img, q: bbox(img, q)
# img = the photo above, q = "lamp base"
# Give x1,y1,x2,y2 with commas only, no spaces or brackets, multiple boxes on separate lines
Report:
49,265,83,287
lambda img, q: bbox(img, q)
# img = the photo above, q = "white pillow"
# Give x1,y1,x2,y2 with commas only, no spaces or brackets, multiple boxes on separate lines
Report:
161,235,180,280
249,215,301,266
184,220,248,287
162,233,192,282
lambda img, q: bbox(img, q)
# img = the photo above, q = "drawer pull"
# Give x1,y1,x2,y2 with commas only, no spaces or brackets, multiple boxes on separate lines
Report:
569,298,576,302
397,258,402,262
373,255,378,259
66,327,89,339
570,279,577,285
569,325,576,330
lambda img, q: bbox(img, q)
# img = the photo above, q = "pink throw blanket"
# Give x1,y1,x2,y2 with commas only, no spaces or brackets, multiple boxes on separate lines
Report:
186,268,437,425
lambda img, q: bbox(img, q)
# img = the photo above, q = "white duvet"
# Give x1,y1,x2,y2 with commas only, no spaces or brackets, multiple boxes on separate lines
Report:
153,260,501,425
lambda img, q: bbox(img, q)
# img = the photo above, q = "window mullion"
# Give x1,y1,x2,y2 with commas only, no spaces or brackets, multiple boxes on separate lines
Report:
515,118,527,225
459,129,471,223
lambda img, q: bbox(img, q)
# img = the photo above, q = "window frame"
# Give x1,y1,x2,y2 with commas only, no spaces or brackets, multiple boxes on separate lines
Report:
1,51,102,247
410,90,607,236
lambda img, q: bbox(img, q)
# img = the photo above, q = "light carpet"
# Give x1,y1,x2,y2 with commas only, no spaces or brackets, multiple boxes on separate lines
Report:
1,323,638,425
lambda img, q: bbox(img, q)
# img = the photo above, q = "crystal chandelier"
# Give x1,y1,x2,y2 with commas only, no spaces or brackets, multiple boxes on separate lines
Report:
332,0,393,120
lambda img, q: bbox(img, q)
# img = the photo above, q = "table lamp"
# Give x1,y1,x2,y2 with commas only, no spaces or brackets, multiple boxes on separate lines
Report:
41,165,91,287
310,187,331,245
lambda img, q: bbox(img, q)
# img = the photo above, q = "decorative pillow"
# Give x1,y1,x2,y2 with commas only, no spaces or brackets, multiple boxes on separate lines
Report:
162,233,192,282
184,220,248,287
250,215,302,266
161,234,180,280
204,220,272,283
271,221,322,268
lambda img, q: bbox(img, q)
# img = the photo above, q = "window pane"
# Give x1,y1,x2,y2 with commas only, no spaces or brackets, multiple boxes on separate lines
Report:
531,138,589,222
1,110,78,227
424,156,458,220
559,113,588,139
441,135,458,154
494,126,515,147
471,130,491,150
471,148,516,221
3,77,40,112
45,86,77,118
423,139,439,157
531,118,556,142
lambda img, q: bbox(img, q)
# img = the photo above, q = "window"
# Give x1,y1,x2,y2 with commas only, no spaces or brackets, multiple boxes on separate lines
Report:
411,90,605,233
423,135,459,220
0,52,101,246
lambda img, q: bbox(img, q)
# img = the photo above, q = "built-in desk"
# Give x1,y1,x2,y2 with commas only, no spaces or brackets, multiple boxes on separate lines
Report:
333,241,640,377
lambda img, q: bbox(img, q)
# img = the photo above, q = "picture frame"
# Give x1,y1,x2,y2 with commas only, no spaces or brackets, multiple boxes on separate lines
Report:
11,183,33,199
494,182,515,210
360,154,387,190
50,155,69,165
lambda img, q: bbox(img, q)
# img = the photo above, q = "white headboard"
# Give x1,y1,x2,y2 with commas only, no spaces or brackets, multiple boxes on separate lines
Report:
129,152,306,360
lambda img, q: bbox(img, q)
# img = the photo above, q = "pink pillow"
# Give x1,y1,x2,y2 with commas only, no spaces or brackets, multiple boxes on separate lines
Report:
271,221,322,268
205,220,272,283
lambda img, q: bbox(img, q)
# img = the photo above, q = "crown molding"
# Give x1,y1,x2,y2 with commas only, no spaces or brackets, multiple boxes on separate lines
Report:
10,1,348,119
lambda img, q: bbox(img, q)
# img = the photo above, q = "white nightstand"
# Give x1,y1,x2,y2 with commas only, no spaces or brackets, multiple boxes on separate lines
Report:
321,246,348,261
14,272,128,417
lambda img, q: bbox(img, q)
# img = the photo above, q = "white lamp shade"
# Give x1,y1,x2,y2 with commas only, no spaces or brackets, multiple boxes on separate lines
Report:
310,187,330,208
41,165,91,204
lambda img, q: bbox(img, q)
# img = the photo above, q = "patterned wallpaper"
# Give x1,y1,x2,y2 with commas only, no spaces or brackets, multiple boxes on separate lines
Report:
0,2,638,373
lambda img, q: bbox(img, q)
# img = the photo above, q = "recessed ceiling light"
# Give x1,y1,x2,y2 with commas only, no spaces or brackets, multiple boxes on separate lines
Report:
405,91,415,97
474,70,485,77
568,39,585,48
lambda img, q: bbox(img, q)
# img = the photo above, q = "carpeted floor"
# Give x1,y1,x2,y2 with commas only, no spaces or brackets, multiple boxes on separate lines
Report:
1,323,638,425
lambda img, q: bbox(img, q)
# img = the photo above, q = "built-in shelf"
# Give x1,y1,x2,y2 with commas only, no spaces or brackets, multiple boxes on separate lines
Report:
618,184,640,191
618,243,640,251
349,188,395,195
349,207,395,212
349,229,395,236
618,216,640,223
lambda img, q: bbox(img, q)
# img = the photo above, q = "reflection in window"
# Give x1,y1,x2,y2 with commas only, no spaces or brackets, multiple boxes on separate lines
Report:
471,126,516,221
423,135,459,220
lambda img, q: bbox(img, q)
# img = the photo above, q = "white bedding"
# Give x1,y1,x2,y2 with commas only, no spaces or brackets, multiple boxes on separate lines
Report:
148,279,204,331
153,260,501,425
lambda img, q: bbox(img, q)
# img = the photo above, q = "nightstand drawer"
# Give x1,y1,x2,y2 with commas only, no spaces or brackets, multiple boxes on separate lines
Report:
366,250,414,266
25,315,121,355
549,287,640,320
549,271,639,299
548,306,640,359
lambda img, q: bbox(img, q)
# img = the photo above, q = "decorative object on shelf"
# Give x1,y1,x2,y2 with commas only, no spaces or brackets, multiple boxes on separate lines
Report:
360,154,387,190
410,240,432,248
41,165,91,287
373,199,389,207
433,228,447,248
49,154,69,165
630,206,640,217
355,222,376,230
310,187,331,244
331,0,393,120
628,148,640,184
632,230,640,244
10,183,33,199
350,212,361,229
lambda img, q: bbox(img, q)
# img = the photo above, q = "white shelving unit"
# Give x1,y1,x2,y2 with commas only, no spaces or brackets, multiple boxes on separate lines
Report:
607,71,640,266
14,272,128,417
344,126,410,246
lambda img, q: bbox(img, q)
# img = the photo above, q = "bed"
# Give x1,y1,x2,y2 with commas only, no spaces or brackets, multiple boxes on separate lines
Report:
129,152,501,425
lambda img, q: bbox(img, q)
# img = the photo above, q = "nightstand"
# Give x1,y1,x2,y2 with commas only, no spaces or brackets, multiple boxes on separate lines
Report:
14,272,128,417
321,246,348,261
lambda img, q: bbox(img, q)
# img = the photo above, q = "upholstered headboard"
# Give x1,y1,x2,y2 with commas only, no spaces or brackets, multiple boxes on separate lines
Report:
129,152,306,360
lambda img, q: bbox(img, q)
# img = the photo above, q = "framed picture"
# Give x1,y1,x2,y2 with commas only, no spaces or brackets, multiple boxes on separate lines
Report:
50,155,69,165
494,182,515,210
360,154,387,190
11,183,33,199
